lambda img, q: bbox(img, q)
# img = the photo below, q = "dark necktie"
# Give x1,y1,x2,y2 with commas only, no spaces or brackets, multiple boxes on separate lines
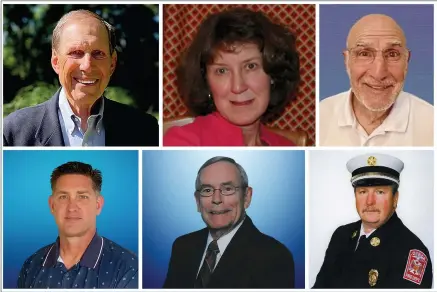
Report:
355,235,366,252
194,240,220,288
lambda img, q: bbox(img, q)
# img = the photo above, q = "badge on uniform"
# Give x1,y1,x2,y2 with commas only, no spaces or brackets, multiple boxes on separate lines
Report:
403,249,428,285
368,269,378,286
351,231,357,238
370,237,380,247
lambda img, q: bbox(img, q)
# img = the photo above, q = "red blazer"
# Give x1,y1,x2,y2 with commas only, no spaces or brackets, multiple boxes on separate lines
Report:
164,112,294,146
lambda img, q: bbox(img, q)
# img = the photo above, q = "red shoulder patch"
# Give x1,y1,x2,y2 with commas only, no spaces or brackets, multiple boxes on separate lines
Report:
403,249,428,285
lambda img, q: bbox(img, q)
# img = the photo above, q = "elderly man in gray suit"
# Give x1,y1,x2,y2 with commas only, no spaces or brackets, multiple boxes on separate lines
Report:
3,9,158,147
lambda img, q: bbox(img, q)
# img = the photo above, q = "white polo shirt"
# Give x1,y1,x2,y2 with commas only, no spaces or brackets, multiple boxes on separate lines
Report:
319,90,434,146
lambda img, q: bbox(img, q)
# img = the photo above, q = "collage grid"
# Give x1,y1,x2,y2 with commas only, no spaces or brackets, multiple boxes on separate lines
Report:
1,0,437,291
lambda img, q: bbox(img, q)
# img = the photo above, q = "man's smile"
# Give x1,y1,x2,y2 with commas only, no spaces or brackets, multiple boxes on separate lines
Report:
74,78,98,85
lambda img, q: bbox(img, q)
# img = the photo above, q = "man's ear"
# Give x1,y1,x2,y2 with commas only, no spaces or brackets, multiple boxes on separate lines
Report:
96,195,105,215
243,187,253,209
194,192,201,212
51,50,60,74
48,195,55,213
393,191,399,209
343,50,348,69
110,51,117,76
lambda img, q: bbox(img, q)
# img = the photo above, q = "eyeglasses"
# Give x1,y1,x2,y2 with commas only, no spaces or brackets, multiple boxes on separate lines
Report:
346,47,409,64
198,185,241,197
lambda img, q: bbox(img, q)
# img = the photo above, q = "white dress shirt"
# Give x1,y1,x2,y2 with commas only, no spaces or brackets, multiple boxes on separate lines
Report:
355,224,377,250
196,218,245,276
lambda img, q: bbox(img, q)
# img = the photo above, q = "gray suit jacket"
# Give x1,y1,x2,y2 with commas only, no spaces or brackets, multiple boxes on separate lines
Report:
3,88,158,146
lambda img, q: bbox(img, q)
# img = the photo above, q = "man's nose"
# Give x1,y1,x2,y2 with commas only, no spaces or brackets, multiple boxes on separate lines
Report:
230,71,248,94
366,191,376,205
369,53,389,80
211,189,223,205
79,54,93,73
67,197,79,211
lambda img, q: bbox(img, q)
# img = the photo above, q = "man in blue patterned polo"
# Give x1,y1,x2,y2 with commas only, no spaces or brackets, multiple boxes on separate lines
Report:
17,161,138,288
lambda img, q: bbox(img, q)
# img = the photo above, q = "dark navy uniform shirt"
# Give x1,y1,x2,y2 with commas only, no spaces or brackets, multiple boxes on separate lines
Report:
313,212,432,288
17,233,138,288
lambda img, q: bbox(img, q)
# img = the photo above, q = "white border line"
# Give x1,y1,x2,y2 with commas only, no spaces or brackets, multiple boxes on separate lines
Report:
3,1,436,3
138,149,143,288
304,149,310,288
315,3,320,147
159,3,164,147
430,1,437,288
4,1,437,5
1,1,5,290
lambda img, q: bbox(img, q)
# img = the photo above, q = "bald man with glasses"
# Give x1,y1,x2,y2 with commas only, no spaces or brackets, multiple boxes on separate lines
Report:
319,14,433,146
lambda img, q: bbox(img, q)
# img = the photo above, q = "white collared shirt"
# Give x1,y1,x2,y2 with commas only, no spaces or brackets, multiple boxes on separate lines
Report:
57,88,105,146
319,90,434,146
359,223,377,239
196,218,245,276
355,224,377,251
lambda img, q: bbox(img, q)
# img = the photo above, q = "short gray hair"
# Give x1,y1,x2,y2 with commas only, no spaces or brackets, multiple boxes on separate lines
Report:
52,9,117,55
195,156,249,192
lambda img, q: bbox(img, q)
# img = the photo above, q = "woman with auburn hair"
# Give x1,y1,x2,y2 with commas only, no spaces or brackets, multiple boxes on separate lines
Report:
164,7,300,146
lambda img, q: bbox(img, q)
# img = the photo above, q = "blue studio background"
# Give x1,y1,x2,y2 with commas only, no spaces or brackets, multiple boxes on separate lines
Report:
3,150,139,289
319,4,434,104
142,150,305,288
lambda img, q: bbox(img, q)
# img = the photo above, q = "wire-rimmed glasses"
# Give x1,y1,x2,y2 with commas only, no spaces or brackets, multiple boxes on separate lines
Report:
346,46,409,65
197,185,241,197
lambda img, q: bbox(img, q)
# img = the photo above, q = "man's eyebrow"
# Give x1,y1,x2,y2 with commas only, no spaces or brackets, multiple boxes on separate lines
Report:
220,181,234,186
54,190,91,195
66,43,85,49
199,181,234,188
385,42,403,48
354,41,372,47
54,190,69,195
77,190,91,194
355,41,403,48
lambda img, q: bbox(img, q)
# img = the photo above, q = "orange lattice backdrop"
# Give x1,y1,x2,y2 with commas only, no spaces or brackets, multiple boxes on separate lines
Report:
163,4,316,145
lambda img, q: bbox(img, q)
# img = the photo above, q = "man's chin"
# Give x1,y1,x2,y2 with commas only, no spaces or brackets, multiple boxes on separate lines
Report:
357,97,395,112
205,220,235,236
206,219,232,230
361,216,381,226
61,229,88,238
354,88,401,111
69,89,103,102
74,93,101,101
365,103,395,112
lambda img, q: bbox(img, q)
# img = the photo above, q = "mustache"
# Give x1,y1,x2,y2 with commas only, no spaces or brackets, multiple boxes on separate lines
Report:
363,208,380,213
